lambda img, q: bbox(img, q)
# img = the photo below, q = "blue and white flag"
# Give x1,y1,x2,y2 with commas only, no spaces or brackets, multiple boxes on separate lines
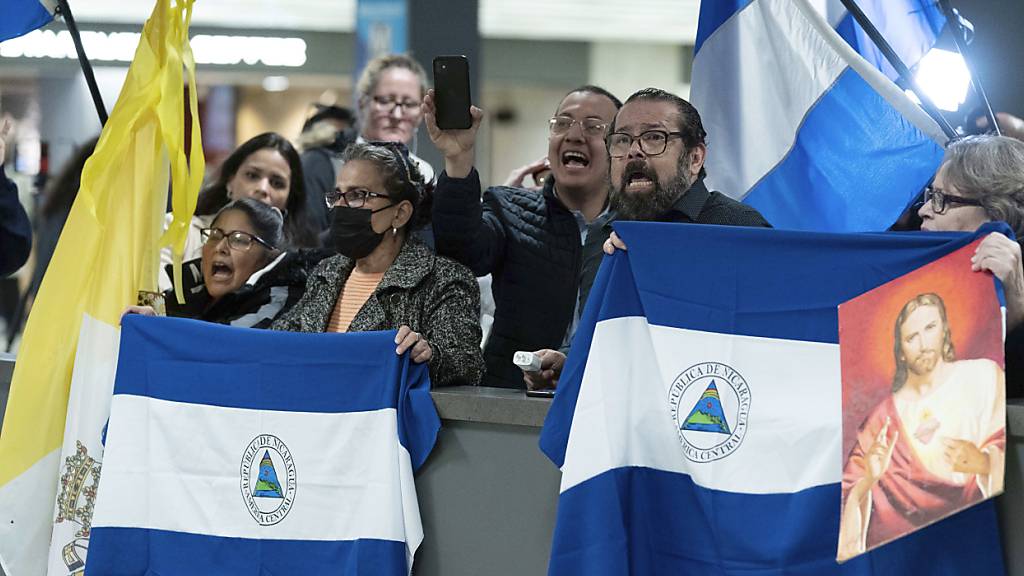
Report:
0,0,55,43
831,0,945,81
540,221,1008,575
691,0,947,232
87,317,440,575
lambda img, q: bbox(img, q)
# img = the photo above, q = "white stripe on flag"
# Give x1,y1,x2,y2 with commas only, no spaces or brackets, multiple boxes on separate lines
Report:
693,0,945,202
692,0,848,201
91,395,419,544
48,314,120,575
0,449,61,576
560,317,841,495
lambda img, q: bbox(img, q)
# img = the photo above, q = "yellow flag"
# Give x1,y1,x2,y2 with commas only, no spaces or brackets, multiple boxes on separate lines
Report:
0,1,202,573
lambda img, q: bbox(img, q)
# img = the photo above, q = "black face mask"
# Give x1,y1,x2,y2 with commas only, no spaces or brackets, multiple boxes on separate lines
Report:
328,205,394,259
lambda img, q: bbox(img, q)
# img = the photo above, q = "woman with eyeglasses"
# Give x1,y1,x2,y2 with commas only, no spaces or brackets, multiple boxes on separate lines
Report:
273,141,483,387
158,132,319,291
354,54,435,183
918,134,1024,397
128,198,320,328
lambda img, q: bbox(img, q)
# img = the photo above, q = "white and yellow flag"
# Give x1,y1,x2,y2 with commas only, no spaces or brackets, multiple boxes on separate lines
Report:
0,0,202,573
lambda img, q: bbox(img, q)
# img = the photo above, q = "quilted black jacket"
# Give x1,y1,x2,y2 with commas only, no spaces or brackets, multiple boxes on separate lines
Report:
433,169,607,389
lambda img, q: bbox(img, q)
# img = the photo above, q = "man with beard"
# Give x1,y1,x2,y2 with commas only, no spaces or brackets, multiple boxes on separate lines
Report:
837,293,1005,560
425,85,622,389
525,88,772,390
603,87,769,254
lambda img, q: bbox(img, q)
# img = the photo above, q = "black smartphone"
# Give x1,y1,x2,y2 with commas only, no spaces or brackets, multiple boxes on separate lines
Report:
432,55,472,130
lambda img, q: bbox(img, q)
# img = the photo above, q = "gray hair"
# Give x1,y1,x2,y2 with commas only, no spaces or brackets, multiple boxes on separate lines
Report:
355,54,429,105
341,141,431,230
942,135,1024,238
214,197,285,251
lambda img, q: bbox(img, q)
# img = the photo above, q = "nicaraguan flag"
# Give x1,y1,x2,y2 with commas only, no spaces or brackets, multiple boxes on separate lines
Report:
691,0,947,232
0,0,56,43
831,0,945,81
87,317,439,575
540,221,1008,575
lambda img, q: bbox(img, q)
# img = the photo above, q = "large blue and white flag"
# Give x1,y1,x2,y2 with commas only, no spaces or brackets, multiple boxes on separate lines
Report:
540,221,1008,575
0,0,56,43
691,0,948,232
86,317,440,575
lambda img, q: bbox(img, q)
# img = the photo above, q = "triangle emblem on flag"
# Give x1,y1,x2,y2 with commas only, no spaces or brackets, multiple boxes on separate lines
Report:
252,450,284,498
682,382,731,434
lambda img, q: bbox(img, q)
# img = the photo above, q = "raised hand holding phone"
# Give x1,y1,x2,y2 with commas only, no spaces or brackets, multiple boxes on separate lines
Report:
432,55,472,129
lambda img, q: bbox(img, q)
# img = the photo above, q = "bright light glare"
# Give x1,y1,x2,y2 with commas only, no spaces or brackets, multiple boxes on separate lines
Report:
0,30,307,68
911,48,971,112
262,76,290,92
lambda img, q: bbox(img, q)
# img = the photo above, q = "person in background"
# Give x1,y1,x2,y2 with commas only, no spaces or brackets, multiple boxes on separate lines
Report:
129,198,319,328
355,54,434,182
503,156,551,191
273,141,483,387
425,85,622,389
159,132,317,291
974,111,1024,142
0,118,31,277
33,137,97,286
298,105,358,234
916,134,1024,398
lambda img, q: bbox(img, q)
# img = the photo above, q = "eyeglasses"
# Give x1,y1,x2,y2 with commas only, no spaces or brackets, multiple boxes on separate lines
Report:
921,185,984,214
370,95,421,114
200,228,273,251
607,130,686,158
549,116,609,138
326,188,392,208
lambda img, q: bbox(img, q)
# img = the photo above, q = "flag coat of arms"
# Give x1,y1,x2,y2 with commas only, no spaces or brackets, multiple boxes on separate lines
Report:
539,221,1008,575
0,1,202,574
87,317,440,575
691,0,947,232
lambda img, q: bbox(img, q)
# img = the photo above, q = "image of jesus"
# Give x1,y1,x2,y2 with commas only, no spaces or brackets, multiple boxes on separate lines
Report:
837,292,1005,561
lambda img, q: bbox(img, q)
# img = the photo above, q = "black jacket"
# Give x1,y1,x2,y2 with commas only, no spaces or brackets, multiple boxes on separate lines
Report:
0,166,31,276
657,178,772,227
433,169,610,388
164,250,326,328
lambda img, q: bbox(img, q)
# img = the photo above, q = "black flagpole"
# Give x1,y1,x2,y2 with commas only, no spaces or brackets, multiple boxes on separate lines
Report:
837,0,959,141
937,0,1000,136
55,0,108,126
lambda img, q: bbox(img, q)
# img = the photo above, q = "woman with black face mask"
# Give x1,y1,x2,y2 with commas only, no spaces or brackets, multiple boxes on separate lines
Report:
272,141,484,387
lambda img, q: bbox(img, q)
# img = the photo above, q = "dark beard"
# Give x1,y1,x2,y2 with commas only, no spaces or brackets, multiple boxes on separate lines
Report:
610,157,691,221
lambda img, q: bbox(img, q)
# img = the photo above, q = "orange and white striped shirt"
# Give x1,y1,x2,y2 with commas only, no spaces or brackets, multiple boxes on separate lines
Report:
326,269,385,333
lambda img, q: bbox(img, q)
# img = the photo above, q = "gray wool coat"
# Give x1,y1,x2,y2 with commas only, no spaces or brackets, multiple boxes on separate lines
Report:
272,237,484,387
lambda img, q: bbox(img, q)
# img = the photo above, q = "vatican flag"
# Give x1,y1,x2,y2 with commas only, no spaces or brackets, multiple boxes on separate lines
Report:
0,0,203,574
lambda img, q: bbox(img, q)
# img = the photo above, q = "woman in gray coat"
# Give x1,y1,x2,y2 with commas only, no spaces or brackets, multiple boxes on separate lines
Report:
273,141,483,387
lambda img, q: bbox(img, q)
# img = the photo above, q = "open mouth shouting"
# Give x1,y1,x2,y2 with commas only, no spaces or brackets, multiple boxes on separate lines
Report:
209,259,235,282
561,150,591,171
621,161,657,194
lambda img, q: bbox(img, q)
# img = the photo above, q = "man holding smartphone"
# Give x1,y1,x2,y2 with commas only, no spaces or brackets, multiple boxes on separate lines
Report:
425,85,621,389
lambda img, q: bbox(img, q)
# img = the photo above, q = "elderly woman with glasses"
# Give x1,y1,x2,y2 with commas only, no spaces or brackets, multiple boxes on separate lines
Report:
127,198,320,327
918,134,1024,396
272,141,484,387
